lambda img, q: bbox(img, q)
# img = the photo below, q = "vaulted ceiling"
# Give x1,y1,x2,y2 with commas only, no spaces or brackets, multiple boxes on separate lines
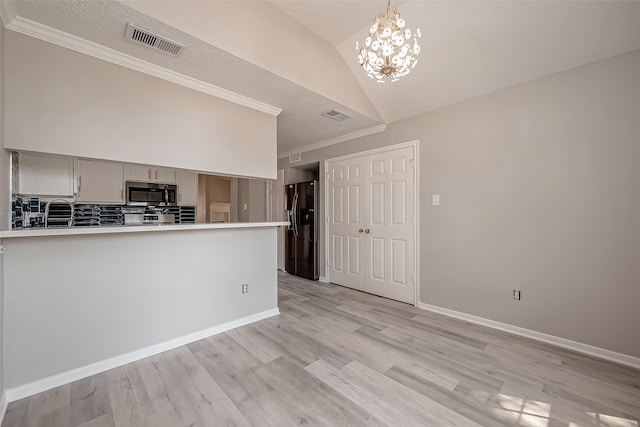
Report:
3,0,640,157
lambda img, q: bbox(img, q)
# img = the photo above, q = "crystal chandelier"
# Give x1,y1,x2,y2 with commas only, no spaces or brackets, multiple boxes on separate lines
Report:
356,0,422,83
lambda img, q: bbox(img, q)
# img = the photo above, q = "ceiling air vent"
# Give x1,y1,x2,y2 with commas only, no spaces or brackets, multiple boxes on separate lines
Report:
289,152,302,163
125,23,185,57
322,110,351,121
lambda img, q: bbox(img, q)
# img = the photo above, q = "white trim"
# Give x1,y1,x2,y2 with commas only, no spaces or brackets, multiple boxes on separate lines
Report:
5,308,280,402
418,303,640,370
318,276,328,283
0,392,8,426
324,140,419,306
2,16,282,117
279,124,387,159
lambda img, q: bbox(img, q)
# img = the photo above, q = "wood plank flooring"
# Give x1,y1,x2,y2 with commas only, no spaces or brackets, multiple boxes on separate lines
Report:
4,271,640,426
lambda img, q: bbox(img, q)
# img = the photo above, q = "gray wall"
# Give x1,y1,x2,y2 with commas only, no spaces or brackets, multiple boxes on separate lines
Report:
278,49,640,358
4,227,277,389
236,178,267,223
284,166,317,185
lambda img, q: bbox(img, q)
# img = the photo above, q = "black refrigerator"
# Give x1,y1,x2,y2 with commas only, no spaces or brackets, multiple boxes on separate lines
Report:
285,180,318,280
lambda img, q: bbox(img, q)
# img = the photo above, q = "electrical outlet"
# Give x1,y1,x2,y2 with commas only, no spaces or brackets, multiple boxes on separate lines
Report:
242,284,248,294
513,290,521,300
432,195,440,206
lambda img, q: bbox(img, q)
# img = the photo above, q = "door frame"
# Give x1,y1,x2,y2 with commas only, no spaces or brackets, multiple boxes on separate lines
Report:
324,140,420,306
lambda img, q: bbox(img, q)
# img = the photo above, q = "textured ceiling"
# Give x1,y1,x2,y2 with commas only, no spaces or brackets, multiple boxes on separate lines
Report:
3,0,640,158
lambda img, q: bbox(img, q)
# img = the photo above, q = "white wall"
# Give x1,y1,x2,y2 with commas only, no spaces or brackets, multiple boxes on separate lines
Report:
3,227,278,389
4,31,277,179
278,49,640,359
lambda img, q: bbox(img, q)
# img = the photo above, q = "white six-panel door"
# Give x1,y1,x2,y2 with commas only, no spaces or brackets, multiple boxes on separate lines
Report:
328,158,366,291
327,144,416,304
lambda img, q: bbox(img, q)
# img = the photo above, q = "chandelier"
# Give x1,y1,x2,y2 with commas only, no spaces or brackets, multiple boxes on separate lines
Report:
356,0,422,83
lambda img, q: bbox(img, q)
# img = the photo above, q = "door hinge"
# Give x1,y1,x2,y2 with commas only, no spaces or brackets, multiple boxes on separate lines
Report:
326,216,330,223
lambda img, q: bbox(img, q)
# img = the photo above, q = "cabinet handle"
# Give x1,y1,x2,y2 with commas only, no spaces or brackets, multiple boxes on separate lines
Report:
358,228,363,233
155,170,158,180
365,229,370,234
148,169,152,180
121,189,124,200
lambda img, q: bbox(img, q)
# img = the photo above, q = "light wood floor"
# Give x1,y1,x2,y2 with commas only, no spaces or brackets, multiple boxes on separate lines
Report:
4,272,640,426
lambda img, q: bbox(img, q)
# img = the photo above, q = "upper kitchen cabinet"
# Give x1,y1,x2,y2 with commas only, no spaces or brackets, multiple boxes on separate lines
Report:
76,159,125,204
18,153,74,197
177,171,198,206
125,164,176,184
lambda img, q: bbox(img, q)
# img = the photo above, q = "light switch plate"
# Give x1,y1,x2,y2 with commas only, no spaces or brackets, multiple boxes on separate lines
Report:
432,195,440,206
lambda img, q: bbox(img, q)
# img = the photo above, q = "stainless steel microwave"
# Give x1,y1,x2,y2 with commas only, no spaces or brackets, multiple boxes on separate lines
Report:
125,182,177,206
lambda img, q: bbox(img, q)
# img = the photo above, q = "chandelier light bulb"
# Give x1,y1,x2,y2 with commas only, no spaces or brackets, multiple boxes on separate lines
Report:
355,0,422,83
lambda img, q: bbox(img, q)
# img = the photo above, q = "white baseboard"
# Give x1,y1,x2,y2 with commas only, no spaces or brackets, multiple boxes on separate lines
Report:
5,308,280,403
417,303,640,370
318,276,328,283
0,391,8,426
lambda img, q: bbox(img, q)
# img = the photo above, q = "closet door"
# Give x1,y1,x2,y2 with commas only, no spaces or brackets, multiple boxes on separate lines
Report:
363,147,415,303
327,144,415,304
327,158,365,291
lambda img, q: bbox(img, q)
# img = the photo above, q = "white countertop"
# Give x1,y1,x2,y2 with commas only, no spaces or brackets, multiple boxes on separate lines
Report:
0,221,290,239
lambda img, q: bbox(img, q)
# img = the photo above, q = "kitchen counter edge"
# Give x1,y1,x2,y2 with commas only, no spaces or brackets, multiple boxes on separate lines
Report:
0,222,290,239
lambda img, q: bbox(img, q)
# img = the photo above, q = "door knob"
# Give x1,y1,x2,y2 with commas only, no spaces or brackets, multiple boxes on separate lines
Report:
365,229,370,233
358,228,364,233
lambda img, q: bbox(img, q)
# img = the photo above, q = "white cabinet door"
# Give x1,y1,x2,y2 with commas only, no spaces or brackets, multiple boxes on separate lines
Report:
77,160,124,204
152,167,176,184
177,171,198,205
124,164,152,182
125,164,176,184
19,153,74,196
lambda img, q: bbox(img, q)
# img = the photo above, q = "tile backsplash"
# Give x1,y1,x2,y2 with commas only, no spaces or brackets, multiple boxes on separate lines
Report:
11,195,195,229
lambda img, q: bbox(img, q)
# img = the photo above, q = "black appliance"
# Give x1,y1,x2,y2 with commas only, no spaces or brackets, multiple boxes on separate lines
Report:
126,181,177,206
285,180,318,280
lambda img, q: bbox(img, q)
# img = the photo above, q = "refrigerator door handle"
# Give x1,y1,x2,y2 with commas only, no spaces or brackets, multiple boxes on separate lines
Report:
292,192,299,237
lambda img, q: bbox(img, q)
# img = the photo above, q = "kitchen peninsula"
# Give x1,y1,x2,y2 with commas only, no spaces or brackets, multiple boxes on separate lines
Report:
1,148,287,400
0,220,287,398
0,28,284,402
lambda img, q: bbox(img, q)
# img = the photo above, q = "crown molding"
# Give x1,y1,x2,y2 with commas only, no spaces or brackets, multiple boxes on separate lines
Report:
278,123,386,159
1,15,282,117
